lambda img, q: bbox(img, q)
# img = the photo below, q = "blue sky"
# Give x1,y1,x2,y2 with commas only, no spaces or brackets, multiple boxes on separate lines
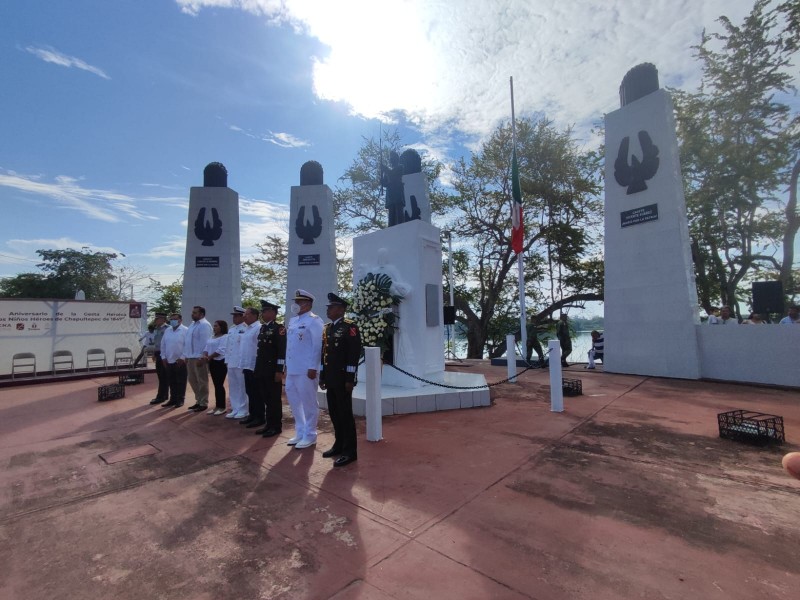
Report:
0,0,775,304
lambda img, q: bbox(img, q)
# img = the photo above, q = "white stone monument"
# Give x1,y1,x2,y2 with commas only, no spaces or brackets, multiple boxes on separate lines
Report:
286,161,337,314
181,162,241,326
604,64,701,379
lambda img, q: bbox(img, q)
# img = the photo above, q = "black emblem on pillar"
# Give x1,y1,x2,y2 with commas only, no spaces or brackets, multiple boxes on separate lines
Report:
194,207,223,246
295,205,322,244
614,130,660,194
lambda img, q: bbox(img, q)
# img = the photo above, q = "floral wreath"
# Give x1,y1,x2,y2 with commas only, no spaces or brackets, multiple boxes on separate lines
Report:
349,272,403,356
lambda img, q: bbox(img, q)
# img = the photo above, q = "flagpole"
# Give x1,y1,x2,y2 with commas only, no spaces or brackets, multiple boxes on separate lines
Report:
510,76,527,363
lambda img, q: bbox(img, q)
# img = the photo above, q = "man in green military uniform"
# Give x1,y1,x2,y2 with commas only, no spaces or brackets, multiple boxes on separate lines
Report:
254,300,287,437
319,293,362,467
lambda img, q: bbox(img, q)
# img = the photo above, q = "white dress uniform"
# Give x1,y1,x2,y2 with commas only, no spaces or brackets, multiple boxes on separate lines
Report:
285,304,324,445
224,319,248,417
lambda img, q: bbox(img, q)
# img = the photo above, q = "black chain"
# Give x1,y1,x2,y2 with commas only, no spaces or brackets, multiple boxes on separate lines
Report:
355,347,552,390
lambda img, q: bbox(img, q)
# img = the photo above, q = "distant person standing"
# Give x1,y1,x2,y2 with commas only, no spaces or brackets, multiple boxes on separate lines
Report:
285,290,324,449
224,307,248,419
134,324,155,368
319,293,362,467
160,313,188,408
201,320,228,415
742,312,767,325
148,312,170,405
254,300,287,438
185,306,213,412
556,314,572,368
713,305,739,325
779,305,800,325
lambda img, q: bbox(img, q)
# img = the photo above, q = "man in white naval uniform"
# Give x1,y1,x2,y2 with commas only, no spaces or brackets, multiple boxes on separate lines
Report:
285,289,324,449
224,307,248,419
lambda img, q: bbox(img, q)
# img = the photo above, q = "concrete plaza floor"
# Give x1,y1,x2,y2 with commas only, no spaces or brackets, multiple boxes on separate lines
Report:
0,361,798,599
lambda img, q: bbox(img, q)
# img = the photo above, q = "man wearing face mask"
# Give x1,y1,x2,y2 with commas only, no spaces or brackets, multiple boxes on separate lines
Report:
160,313,188,408
285,290,324,449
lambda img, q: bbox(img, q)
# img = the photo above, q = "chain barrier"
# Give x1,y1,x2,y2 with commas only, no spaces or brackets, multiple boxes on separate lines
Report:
380,347,552,390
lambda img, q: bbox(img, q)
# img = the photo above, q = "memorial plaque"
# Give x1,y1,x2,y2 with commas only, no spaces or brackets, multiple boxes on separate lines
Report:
195,256,220,268
298,254,320,266
621,203,658,228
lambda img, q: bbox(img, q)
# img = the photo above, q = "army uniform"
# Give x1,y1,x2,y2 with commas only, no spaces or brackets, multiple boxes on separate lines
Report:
254,310,286,435
320,293,362,465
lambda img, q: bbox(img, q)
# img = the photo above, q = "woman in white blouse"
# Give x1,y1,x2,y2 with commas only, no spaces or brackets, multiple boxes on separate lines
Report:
202,320,229,415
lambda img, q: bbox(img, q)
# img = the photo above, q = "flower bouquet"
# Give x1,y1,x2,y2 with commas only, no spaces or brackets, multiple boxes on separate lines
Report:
350,272,403,357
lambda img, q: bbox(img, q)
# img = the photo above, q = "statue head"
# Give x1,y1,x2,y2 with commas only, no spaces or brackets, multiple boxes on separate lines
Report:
399,149,422,174
203,162,228,187
389,151,400,167
300,160,324,186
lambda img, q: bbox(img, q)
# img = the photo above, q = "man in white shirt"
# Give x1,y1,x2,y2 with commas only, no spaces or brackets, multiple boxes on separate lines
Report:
285,290,324,449
239,306,265,428
185,305,213,412
160,313,188,408
780,305,800,324
224,307,248,418
709,305,739,325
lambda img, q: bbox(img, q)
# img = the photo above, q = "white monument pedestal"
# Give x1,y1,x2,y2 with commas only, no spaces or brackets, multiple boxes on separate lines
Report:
315,219,489,415
181,179,241,326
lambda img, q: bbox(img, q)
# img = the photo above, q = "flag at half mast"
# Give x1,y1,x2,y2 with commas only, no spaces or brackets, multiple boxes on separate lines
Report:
511,147,523,254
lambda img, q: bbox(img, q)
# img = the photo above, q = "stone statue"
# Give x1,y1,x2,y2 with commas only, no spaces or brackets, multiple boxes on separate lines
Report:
380,151,405,227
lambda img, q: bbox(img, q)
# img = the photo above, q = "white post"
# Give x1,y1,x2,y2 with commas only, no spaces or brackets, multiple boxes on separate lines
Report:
365,346,383,441
548,340,564,412
506,333,517,383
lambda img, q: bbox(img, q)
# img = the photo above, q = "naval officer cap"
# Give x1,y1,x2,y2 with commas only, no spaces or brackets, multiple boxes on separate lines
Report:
293,289,315,303
230,306,245,315
260,300,280,311
326,293,349,307
154,312,168,319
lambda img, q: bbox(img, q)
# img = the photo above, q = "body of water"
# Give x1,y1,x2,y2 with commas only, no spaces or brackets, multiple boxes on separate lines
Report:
447,330,596,364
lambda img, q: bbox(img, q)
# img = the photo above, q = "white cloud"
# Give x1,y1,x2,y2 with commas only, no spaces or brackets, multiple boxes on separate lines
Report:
176,0,755,142
239,198,291,256
0,170,163,223
24,45,110,80
228,122,310,148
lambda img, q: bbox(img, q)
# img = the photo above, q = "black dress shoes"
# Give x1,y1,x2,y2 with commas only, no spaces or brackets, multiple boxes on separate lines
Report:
162,400,184,408
239,417,254,425
254,427,267,435
333,455,357,467
322,447,342,458
246,420,265,429
149,397,166,405
261,429,281,438
187,403,202,411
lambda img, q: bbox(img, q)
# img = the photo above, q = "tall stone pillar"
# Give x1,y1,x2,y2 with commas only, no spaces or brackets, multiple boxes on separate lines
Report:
604,64,700,379
181,162,241,326
285,161,337,314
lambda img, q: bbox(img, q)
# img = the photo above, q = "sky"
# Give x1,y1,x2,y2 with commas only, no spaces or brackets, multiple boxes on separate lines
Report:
0,0,775,308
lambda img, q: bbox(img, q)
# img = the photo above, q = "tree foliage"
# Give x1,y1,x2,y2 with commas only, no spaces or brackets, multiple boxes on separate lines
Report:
448,118,603,357
146,278,183,317
0,248,121,300
672,0,799,314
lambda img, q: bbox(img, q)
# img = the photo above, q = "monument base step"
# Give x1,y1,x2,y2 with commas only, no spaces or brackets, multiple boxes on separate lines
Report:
317,371,490,417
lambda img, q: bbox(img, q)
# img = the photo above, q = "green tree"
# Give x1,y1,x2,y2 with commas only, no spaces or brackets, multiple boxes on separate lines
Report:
147,278,183,317
672,0,799,315
241,234,288,306
448,118,603,358
0,248,119,300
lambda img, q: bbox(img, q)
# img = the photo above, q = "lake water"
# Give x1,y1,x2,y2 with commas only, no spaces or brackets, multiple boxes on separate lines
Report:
447,330,595,363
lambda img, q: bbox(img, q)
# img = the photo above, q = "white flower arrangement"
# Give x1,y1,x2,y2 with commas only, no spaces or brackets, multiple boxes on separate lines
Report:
350,272,403,356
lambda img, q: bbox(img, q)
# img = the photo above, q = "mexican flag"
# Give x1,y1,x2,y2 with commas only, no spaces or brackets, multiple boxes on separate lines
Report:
511,148,523,254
